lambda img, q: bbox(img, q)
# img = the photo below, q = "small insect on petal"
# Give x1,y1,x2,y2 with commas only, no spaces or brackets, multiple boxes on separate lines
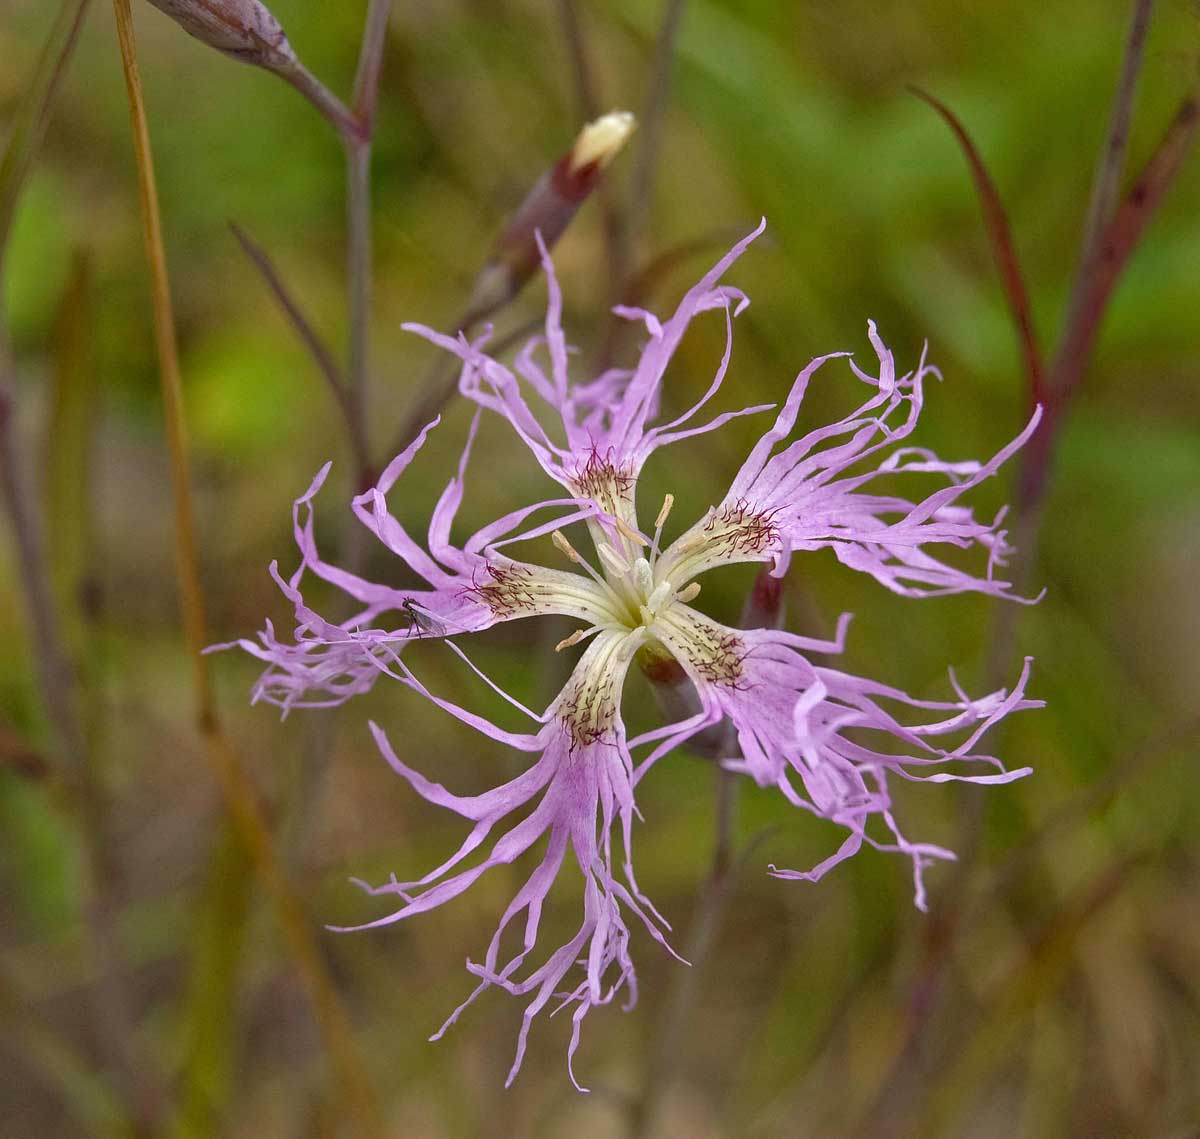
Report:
401,599,448,638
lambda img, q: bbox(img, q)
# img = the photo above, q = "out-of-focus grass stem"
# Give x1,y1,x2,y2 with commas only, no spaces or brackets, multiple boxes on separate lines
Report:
0,962,127,1135
1059,0,1154,349
0,0,92,283
0,369,158,1136
109,3,384,1133
627,764,741,1139
626,0,685,255
0,3,162,1130
597,0,684,369
867,11,1197,1132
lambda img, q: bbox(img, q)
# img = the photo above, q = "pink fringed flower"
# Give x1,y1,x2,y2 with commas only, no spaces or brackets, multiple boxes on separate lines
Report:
227,220,1041,1088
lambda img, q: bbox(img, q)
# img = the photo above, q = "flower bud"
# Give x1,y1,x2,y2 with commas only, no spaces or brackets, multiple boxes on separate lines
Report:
462,111,636,326
143,0,296,71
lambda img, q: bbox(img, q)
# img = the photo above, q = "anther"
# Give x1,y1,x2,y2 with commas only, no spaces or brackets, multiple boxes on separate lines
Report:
552,530,582,564
655,494,675,530
615,517,649,547
675,582,701,604
555,629,588,652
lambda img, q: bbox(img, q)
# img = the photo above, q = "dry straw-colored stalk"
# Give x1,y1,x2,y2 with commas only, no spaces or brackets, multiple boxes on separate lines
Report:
110,2,383,1132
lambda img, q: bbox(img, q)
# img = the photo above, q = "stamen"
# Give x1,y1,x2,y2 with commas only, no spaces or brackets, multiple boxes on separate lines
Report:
655,494,675,530
675,582,701,604
555,628,588,652
552,530,582,564
597,542,631,577
652,493,675,558
615,516,649,547
550,528,623,602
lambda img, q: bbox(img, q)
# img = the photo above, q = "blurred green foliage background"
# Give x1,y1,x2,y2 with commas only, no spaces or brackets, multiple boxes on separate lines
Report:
1,1,1198,1136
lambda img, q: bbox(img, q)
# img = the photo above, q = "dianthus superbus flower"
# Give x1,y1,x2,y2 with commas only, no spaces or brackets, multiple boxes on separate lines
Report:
225,220,1041,1088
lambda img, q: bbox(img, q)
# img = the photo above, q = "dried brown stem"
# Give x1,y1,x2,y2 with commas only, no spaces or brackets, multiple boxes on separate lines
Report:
110,4,383,1132
0,4,163,1127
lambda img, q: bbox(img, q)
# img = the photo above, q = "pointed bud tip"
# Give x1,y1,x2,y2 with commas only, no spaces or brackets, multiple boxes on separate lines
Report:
568,110,637,175
145,0,296,71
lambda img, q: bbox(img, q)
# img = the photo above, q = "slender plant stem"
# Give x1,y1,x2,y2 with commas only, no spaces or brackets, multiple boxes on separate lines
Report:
558,0,600,116
1046,78,1199,419
0,3,160,1127
109,4,383,1133
229,222,370,476
986,76,1199,689
276,57,364,142
1059,0,1154,345
597,0,686,370
909,86,1045,404
626,0,686,254
344,136,373,488
343,0,392,492
867,11,1197,1131
353,0,393,127
0,0,93,283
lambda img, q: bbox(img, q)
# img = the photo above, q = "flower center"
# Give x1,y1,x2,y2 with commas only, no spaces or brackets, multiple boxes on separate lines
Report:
550,493,699,643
